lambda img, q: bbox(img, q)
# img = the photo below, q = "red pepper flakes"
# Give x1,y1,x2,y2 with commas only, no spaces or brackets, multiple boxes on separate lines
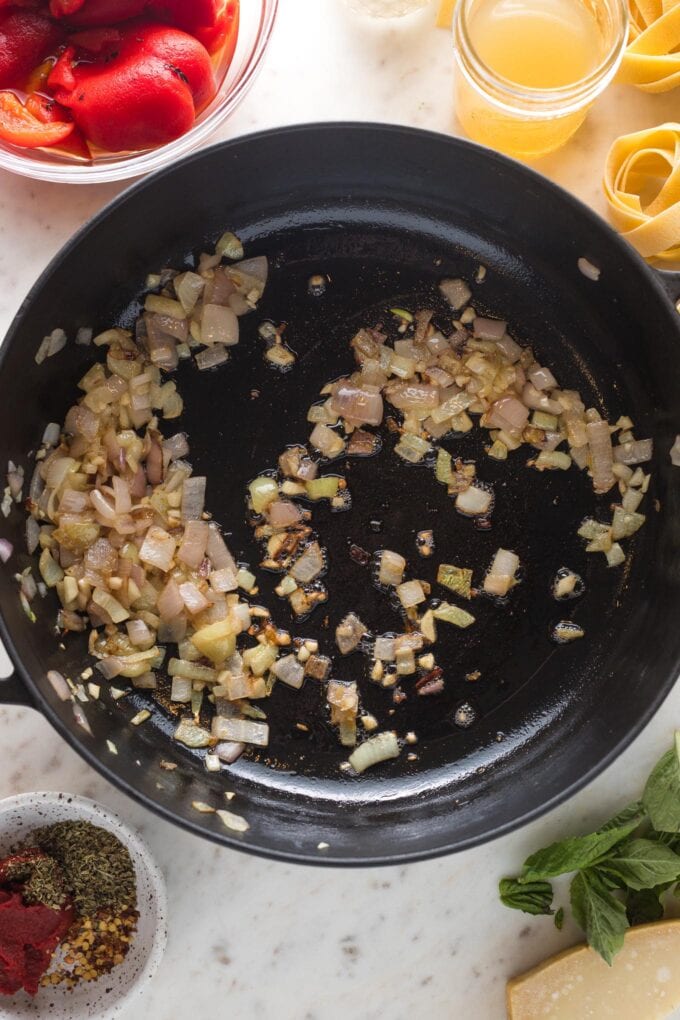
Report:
40,906,138,989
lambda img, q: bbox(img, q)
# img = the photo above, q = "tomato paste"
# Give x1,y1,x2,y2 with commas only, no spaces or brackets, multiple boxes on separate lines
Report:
0,890,74,996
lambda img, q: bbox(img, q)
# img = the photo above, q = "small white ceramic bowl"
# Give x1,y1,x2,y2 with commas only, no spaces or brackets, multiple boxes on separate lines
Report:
0,792,167,1020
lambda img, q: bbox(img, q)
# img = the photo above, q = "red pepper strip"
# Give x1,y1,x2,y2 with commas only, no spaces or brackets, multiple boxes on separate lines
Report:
0,9,63,90
0,90,74,148
25,92,90,156
49,0,86,14
150,0,240,56
54,0,148,26
68,26,120,52
196,0,239,58
47,44,76,91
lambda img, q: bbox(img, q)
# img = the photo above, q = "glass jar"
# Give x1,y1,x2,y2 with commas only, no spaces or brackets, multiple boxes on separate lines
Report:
453,0,628,161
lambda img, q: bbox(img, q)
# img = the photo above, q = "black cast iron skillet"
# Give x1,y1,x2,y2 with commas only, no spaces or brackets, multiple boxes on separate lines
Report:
1,124,680,865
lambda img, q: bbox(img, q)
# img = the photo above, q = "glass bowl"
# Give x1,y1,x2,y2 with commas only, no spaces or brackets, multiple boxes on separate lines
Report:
0,0,278,184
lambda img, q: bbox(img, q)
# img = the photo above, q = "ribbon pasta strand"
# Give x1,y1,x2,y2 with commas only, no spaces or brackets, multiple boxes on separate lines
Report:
604,123,680,259
620,0,680,92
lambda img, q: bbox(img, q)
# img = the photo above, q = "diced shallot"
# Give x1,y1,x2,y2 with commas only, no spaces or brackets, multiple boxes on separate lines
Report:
201,304,239,346
126,618,154,649
455,485,492,517
528,365,558,391
378,549,406,586
397,579,426,609
196,345,229,370
349,731,400,773
613,439,653,466
272,654,305,689
177,519,209,570
586,420,615,494
329,381,384,426
473,317,506,341
522,383,562,415
439,278,471,310
163,433,190,463
487,395,529,432
140,527,177,572
310,423,345,458
267,500,302,527
335,613,367,654
483,548,519,597
385,382,439,413
290,542,324,583
47,669,71,701
212,716,269,746
90,488,117,523
179,581,210,615
181,476,206,521
157,577,185,620
206,524,238,573
495,334,522,363
215,741,245,763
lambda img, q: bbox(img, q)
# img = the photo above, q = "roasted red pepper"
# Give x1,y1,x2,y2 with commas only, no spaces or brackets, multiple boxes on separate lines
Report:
47,43,76,90
68,26,121,51
151,0,239,55
0,9,63,89
195,0,239,59
54,23,216,152
25,92,90,156
0,90,74,148
0,1,44,9
50,0,148,26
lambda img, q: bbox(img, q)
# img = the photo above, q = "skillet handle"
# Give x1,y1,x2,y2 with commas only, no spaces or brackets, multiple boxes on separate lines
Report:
0,670,33,708
652,267,680,307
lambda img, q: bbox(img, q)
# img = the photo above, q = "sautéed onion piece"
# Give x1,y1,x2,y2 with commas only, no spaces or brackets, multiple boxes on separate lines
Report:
16,258,652,766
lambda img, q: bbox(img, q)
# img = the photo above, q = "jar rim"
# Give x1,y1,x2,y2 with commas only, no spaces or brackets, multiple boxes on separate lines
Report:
453,0,629,115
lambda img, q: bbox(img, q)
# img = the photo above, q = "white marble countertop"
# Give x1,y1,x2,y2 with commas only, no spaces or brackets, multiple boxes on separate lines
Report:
1,3,680,1018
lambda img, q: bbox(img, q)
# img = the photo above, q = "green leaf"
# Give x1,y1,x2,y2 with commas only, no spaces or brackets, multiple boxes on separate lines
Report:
520,821,640,882
554,906,564,930
570,870,629,965
598,801,646,833
499,877,553,916
598,838,680,891
626,887,664,927
642,748,680,833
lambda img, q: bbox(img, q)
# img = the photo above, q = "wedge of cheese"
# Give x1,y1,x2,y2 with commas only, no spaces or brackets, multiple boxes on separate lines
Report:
507,921,680,1020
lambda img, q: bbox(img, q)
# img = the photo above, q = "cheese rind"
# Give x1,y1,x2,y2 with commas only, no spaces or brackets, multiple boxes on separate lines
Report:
507,920,680,1020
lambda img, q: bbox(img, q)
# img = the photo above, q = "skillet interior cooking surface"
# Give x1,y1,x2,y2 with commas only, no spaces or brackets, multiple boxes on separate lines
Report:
1,124,680,863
